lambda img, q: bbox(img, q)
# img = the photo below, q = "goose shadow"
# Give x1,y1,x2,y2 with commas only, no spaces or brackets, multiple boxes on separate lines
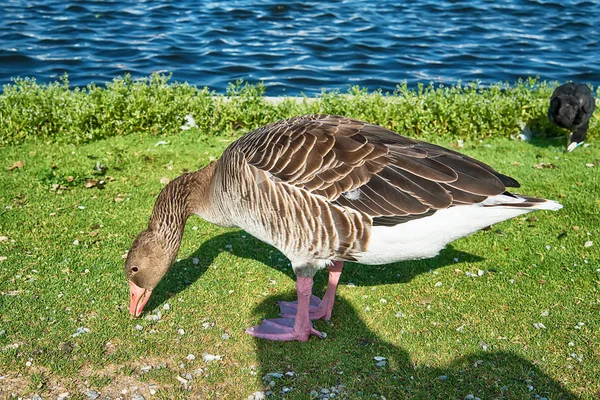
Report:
250,295,579,399
146,230,483,313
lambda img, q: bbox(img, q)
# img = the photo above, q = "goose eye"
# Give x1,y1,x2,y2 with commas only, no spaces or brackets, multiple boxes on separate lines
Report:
131,266,139,272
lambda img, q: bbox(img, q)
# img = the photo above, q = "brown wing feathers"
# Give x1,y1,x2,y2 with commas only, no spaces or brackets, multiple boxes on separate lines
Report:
233,114,517,222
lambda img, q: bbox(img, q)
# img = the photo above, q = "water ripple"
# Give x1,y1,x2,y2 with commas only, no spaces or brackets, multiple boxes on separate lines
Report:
0,0,599,95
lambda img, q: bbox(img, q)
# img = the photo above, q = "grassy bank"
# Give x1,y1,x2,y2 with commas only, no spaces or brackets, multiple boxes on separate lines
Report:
1,74,598,147
1,117,599,398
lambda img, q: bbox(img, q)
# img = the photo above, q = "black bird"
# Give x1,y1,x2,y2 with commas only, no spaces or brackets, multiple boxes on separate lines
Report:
548,83,595,152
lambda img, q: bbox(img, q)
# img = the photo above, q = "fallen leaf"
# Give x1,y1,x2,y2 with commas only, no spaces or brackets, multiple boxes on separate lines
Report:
8,161,24,170
84,179,98,189
511,161,523,167
66,176,74,182
533,163,557,169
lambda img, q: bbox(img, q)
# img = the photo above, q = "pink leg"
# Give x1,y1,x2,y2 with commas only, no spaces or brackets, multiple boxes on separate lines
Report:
246,276,322,341
279,261,344,321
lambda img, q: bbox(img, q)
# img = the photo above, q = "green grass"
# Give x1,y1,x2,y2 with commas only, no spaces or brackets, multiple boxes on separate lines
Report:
0,123,598,399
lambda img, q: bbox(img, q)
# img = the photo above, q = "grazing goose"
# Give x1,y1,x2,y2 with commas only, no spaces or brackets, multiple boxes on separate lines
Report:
125,114,562,342
548,83,595,152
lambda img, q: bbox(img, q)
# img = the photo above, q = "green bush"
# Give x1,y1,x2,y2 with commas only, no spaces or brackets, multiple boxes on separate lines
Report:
0,73,596,146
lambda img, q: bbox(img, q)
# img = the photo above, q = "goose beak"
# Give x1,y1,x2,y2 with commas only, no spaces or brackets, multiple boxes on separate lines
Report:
129,280,151,317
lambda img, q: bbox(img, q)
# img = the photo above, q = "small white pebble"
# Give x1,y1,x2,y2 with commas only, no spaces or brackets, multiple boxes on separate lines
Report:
25,361,32,367
374,356,387,361
178,328,185,335
78,206,85,210
456,325,465,332
192,226,198,231
585,163,594,167
202,353,222,363
73,240,80,245
136,324,143,331
545,245,551,250
568,342,575,347
509,279,515,284
434,281,442,287
249,392,266,400
584,241,593,248
163,303,170,310
222,334,230,340
380,298,387,303
395,311,405,318
533,322,546,329
541,310,549,317
364,307,371,312
176,375,188,386
453,257,459,262
477,269,485,276
186,353,196,361
192,258,199,265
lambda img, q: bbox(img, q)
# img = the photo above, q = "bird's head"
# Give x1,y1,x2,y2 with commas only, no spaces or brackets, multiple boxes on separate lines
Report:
124,229,172,317
555,97,579,127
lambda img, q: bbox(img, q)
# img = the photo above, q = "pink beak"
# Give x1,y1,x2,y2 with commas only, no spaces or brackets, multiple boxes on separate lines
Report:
129,280,152,317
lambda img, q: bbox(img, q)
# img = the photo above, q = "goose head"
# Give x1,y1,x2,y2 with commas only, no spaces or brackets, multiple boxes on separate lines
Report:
125,229,173,317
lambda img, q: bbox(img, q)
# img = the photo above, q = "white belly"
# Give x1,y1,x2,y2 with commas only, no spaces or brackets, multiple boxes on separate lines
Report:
355,198,560,265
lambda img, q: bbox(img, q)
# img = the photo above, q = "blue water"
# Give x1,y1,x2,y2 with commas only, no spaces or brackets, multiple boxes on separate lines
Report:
1,0,599,95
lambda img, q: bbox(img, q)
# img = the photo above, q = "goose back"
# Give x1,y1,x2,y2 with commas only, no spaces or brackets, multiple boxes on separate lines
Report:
209,114,521,265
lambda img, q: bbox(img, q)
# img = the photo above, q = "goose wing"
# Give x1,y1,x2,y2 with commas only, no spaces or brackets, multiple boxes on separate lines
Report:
226,114,519,224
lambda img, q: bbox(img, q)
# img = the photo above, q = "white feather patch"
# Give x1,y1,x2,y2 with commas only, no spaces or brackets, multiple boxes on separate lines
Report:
343,189,361,200
356,195,562,265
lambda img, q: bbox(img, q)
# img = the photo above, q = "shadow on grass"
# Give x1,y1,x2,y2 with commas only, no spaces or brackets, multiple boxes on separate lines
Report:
147,231,483,310
524,114,569,150
250,295,579,399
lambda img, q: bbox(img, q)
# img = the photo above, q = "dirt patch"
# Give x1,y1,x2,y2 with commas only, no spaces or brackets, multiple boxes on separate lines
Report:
0,357,178,399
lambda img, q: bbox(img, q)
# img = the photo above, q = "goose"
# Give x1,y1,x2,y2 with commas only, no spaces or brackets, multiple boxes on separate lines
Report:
125,114,562,342
548,83,595,152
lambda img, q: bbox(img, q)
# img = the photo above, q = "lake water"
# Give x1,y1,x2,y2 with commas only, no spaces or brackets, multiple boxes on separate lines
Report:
1,0,599,95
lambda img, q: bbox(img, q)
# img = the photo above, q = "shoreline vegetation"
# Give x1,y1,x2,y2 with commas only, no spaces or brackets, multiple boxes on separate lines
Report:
1,73,597,147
